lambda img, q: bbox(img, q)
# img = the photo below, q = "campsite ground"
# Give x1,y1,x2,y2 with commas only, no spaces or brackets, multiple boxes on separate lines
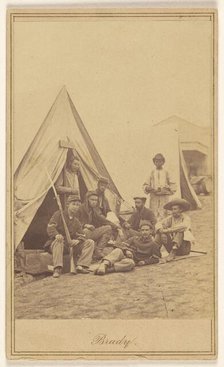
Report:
14,196,214,319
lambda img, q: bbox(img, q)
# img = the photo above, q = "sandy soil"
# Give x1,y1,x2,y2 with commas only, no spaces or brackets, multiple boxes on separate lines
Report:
14,196,214,319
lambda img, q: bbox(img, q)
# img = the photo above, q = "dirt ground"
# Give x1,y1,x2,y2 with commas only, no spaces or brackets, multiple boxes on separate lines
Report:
14,196,214,319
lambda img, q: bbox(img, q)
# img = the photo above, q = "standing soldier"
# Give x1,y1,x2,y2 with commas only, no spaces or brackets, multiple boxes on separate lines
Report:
143,153,176,219
95,176,111,217
55,150,81,204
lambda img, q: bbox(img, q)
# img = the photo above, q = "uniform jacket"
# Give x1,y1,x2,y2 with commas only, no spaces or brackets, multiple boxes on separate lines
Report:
44,209,83,248
126,207,157,231
95,189,111,217
74,200,116,229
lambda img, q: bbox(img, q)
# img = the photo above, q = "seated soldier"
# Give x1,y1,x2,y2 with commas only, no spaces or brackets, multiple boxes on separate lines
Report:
155,198,195,262
74,191,119,260
120,196,156,240
44,195,95,278
95,176,111,217
94,221,161,275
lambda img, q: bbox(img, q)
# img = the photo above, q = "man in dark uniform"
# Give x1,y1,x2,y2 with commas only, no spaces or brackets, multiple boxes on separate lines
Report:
120,196,156,239
94,221,161,275
44,195,94,278
74,191,119,260
95,176,111,217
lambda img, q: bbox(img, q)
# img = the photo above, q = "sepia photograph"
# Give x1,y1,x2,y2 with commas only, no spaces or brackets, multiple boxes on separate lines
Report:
7,7,217,360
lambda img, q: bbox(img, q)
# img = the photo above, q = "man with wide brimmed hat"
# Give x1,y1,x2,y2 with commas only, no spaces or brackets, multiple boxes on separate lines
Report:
155,198,195,262
143,153,176,219
94,220,161,275
44,194,95,277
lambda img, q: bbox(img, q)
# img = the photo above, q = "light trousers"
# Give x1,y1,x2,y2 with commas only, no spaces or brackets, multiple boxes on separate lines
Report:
50,238,94,269
104,248,135,272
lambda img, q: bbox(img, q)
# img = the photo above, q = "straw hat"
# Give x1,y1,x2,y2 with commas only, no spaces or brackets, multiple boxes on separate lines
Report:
164,198,190,211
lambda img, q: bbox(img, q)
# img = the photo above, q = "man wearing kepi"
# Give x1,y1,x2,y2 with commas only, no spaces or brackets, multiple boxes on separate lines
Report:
44,195,95,278
155,198,195,262
143,153,176,219
94,221,161,275
95,176,111,217
121,196,156,239
75,190,118,260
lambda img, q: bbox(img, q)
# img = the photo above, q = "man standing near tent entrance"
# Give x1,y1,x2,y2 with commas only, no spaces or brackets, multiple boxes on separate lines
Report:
75,191,119,260
95,176,111,217
44,195,95,278
55,150,81,202
143,153,176,219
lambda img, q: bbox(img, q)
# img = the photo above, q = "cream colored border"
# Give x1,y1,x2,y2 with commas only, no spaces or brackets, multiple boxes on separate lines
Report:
6,7,218,360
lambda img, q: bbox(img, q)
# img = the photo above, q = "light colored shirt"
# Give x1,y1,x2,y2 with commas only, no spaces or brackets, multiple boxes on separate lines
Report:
144,167,176,191
155,213,195,242
55,169,79,195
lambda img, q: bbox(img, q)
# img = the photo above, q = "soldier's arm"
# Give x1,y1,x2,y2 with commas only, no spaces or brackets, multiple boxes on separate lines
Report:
95,211,119,229
165,216,191,233
47,211,61,238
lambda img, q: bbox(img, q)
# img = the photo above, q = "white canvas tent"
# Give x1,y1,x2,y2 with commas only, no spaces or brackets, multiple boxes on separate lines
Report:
153,116,212,177
146,122,202,210
14,87,123,249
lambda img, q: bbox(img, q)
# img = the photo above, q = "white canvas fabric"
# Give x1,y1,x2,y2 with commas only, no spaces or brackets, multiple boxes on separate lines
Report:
14,87,122,249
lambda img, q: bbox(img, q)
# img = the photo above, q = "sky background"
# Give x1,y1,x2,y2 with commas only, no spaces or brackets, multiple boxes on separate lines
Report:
12,15,213,202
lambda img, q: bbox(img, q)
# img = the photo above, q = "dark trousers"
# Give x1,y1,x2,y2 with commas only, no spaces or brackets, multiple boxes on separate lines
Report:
155,232,191,256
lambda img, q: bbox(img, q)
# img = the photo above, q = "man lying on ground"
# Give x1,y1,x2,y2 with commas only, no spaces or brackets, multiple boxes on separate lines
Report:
155,198,195,262
74,190,119,260
94,221,161,275
119,196,156,240
44,195,94,278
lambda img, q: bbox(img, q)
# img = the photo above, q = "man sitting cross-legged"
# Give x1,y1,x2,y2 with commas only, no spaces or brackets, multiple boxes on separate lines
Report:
155,198,195,262
94,221,161,275
44,195,94,278
74,190,119,260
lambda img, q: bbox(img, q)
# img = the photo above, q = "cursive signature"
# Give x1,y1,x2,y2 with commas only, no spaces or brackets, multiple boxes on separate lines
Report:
91,333,135,349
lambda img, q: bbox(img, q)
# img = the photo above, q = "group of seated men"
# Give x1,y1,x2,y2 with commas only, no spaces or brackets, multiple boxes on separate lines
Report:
44,173,195,278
